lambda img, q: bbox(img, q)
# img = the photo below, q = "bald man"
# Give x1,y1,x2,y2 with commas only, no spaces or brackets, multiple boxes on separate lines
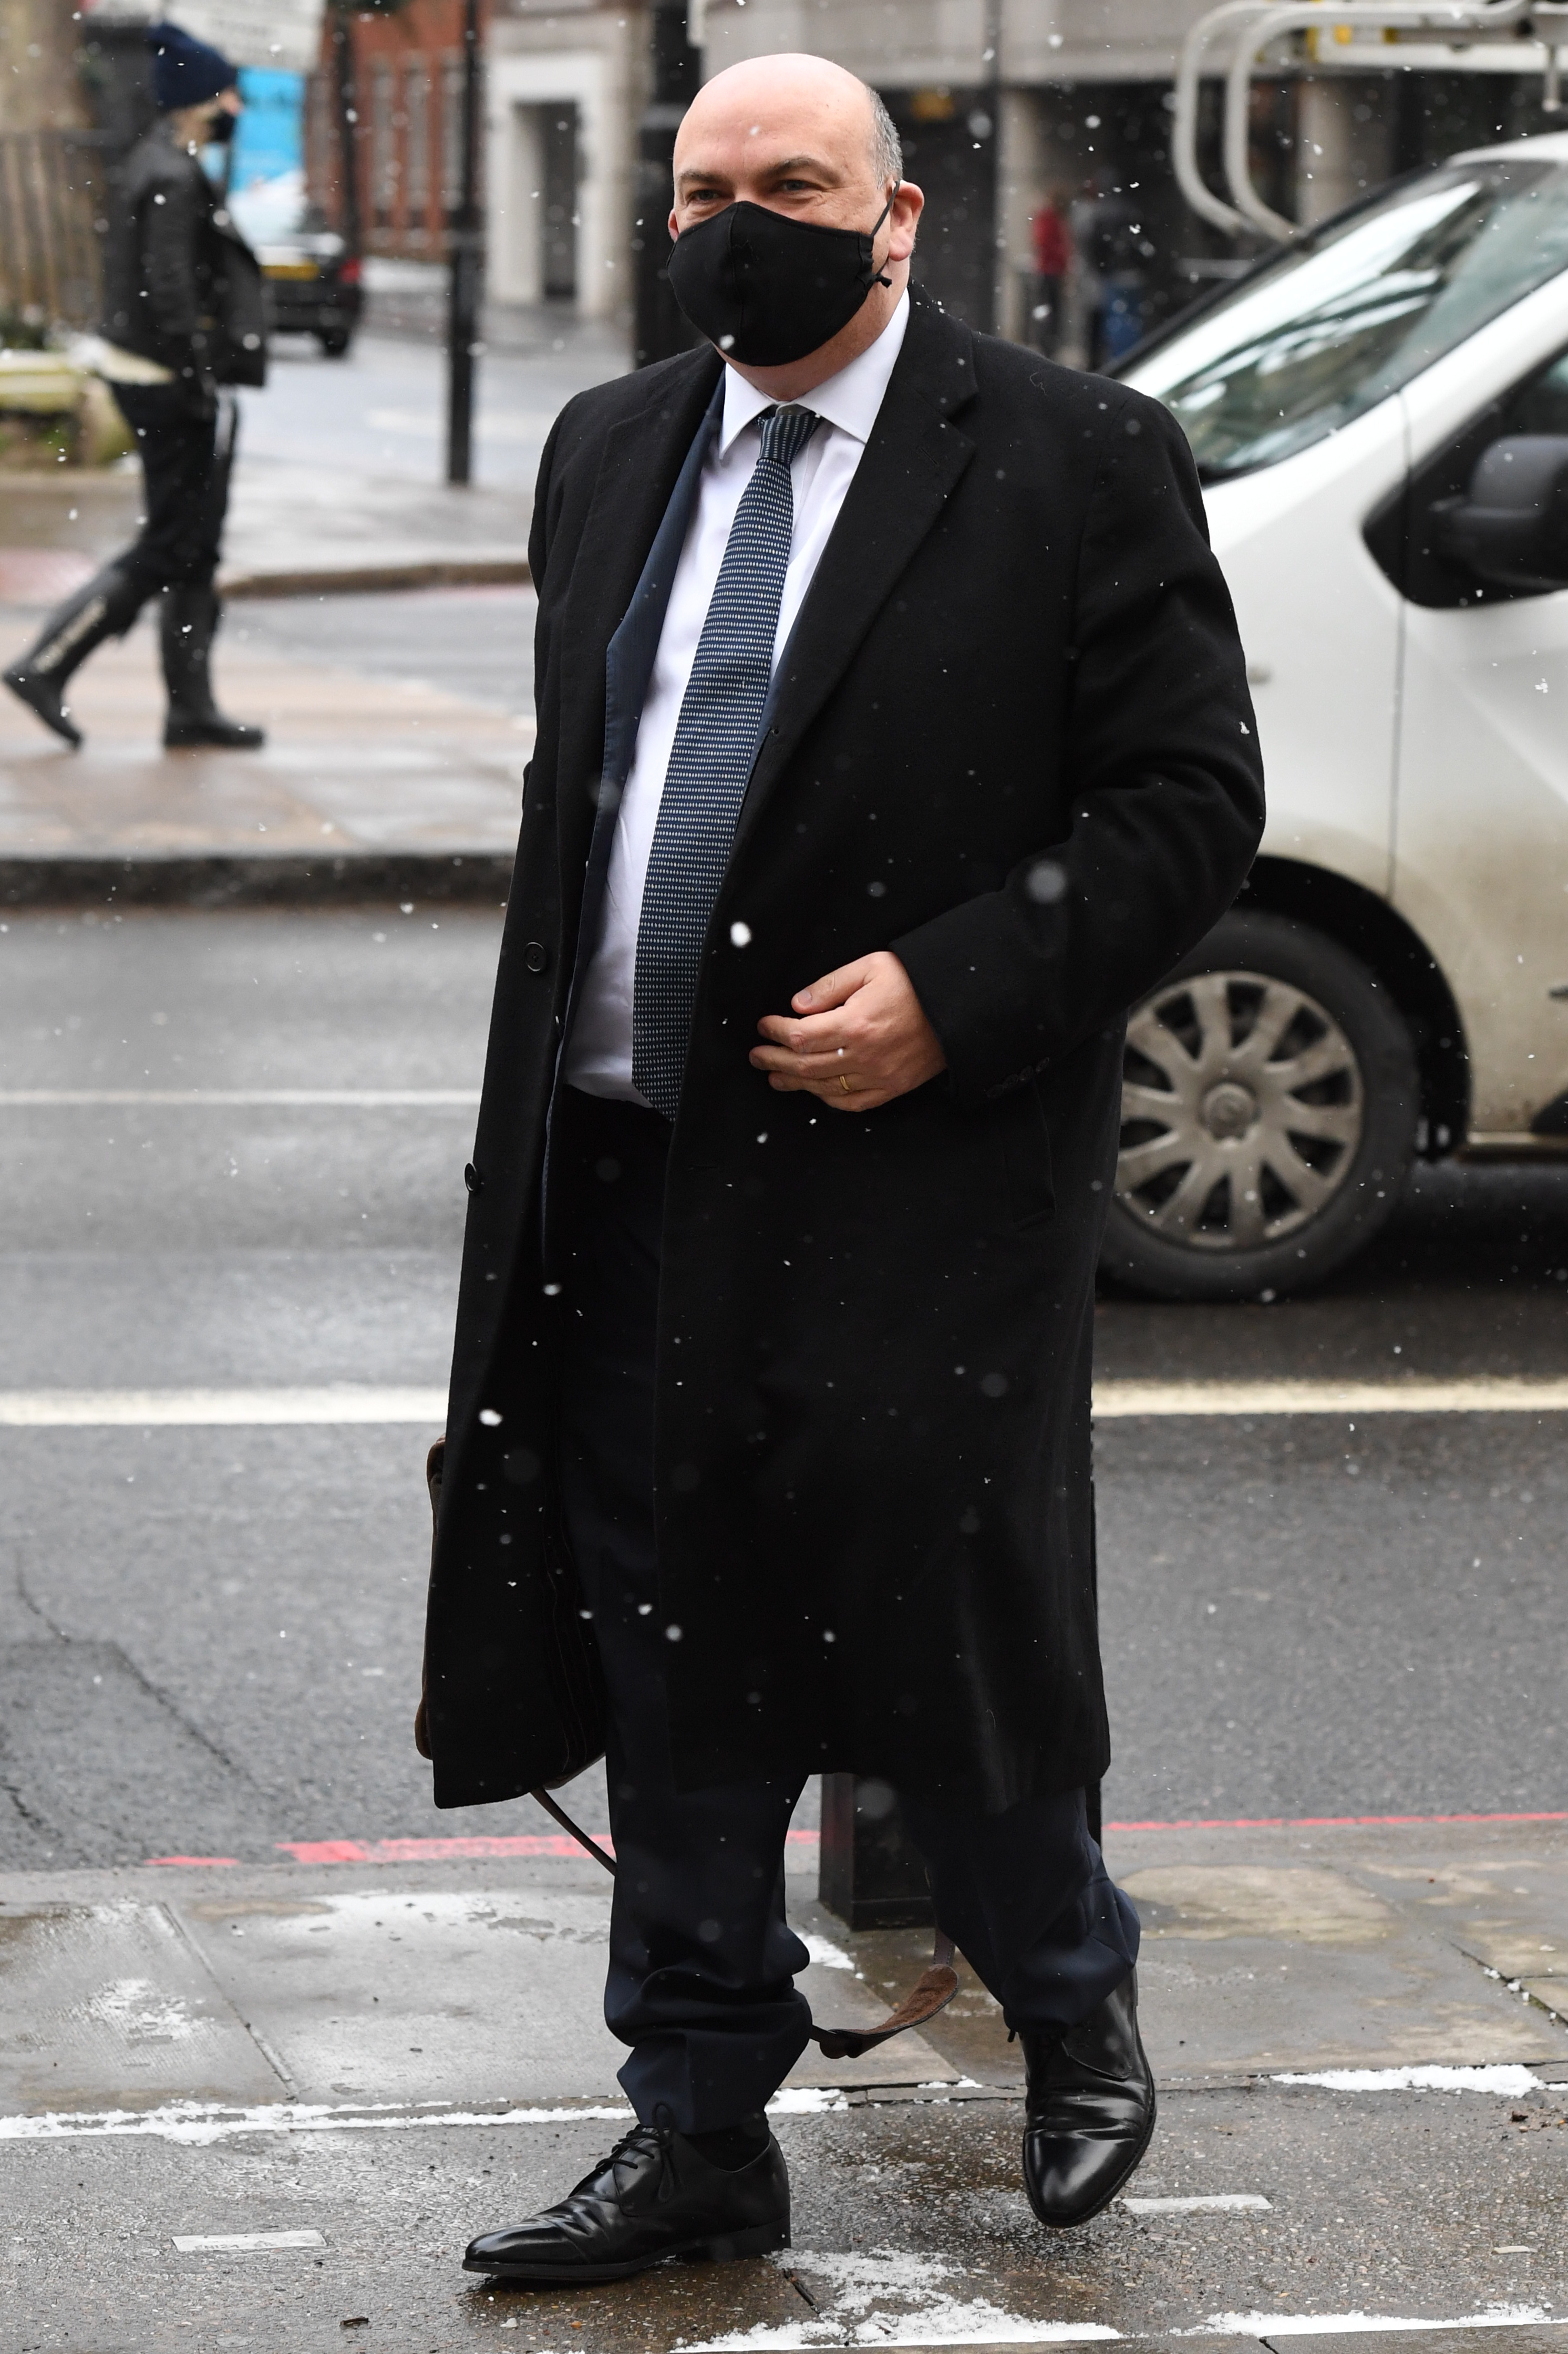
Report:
428,54,1264,2281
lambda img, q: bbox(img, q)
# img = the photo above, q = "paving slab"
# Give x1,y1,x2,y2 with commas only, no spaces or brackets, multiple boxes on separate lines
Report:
1098,1825,1568,2085
0,1896,283,2115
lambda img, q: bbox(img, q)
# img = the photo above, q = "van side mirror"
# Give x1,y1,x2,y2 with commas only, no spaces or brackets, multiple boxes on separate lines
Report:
1431,434,1568,592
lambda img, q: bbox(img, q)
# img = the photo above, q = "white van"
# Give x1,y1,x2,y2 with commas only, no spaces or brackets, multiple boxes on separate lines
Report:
1105,138,1568,1300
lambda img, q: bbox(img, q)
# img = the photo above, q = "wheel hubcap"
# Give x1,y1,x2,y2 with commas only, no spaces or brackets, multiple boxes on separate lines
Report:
1200,1080,1258,1140
1116,969,1364,1253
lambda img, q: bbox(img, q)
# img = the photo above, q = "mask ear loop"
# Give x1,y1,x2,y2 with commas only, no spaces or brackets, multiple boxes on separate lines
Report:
865,188,897,290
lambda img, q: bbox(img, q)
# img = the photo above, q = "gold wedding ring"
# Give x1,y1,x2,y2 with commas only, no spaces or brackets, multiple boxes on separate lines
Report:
839,1074,852,1094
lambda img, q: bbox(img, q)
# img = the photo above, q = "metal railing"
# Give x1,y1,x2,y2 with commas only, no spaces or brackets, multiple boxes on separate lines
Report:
1175,0,1568,242
0,129,112,331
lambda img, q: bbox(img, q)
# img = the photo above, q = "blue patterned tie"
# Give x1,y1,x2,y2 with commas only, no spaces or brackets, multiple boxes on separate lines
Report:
632,401,822,1119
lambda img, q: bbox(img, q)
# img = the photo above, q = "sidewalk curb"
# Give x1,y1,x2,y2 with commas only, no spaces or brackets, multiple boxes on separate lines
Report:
0,853,513,908
220,557,532,601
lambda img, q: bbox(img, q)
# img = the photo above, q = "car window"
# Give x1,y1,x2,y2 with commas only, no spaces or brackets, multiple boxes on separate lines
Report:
1500,346,1568,434
227,167,310,248
1123,158,1568,481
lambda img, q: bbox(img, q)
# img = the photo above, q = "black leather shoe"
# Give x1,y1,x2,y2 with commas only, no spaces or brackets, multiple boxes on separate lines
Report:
1019,1969,1156,2228
462,2120,790,2284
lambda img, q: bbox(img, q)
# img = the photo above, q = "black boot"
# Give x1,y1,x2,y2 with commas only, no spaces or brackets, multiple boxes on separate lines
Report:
462,2119,790,2284
3,561,146,747
1019,1969,1156,2228
160,584,264,749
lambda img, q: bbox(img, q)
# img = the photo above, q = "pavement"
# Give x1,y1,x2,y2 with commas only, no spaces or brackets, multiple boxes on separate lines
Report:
0,300,625,902
6,1821,1568,2349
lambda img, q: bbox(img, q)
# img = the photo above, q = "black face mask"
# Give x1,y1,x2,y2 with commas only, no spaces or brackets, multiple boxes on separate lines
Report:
205,107,237,146
667,197,894,367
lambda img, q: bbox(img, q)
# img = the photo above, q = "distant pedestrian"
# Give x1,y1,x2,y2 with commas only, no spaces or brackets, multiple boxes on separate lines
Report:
4,23,266,750
1029,188,1071,354
1071,183,1147,369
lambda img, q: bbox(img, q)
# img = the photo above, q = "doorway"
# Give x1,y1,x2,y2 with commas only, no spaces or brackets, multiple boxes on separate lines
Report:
539,101,579,301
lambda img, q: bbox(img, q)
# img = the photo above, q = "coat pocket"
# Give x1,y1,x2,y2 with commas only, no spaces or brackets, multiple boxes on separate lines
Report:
994,1078,1056,1228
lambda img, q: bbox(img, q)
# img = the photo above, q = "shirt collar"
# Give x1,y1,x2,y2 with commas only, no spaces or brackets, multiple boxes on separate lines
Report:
718,289,911,458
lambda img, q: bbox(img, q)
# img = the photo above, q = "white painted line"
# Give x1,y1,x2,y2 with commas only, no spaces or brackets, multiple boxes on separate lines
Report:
0,1387,447,1428
1124,2193,1271,2214
1275,2064,1545,2095
1190,2310,1559,2338
0,2099,637,2145
1093,1378,1568,1418
172,2229,325,2252
6,1379,1566,1431
0,1090,480,1107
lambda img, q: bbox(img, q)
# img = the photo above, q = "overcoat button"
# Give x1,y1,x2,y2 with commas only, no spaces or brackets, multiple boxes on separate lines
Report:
464,1162,483,1195
524,941,550,973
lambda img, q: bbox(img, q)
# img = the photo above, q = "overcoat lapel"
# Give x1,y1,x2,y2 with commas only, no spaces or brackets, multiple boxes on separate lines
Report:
734,295,978,860
554,349,723,904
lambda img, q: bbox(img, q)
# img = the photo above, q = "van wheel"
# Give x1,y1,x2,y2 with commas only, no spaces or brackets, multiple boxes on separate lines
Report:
317,327,352,358
1100,909,1419,1302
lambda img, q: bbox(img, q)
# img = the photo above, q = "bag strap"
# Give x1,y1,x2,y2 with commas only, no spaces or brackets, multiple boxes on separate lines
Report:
531,1786,959,2062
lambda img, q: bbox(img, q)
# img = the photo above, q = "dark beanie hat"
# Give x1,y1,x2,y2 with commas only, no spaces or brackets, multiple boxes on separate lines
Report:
148,22,239,113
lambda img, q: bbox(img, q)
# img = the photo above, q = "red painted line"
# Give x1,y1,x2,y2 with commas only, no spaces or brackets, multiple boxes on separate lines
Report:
166,1814,1567,1872
1105,1811,1568,1832
272,1827,824,1866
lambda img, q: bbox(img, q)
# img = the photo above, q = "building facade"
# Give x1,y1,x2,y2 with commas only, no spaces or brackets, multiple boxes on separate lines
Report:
312,0,1562,345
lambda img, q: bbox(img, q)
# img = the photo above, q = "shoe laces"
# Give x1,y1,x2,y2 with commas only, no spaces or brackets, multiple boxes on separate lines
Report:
606,2115,678,2203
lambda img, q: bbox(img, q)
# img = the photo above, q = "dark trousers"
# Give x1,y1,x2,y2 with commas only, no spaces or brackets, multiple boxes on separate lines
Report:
551,1084,1139,2133
110,383,235,596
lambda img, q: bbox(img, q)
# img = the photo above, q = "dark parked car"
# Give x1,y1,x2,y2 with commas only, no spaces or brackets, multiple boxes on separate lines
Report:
228,178,361,358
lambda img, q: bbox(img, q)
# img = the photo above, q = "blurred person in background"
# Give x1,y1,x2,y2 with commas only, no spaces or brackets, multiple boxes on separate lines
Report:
1071,180,1147,369
3,23,266,751
1029,185,1072,355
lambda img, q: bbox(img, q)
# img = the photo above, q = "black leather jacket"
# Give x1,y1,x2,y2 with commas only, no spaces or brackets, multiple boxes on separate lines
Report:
99,122,267,402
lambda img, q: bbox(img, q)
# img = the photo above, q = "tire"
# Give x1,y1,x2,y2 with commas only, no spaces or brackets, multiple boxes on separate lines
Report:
317,328,352,358
1100,908,1420,1303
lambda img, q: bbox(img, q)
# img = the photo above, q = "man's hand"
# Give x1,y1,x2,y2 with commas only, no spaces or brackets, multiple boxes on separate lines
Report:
749,951,947,1112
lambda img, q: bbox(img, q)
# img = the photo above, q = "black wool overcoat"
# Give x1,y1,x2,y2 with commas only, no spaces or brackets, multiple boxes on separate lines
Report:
422,288,1265,1817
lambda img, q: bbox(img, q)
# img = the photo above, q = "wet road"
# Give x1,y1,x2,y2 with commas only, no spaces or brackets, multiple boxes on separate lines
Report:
0,901,1563,1868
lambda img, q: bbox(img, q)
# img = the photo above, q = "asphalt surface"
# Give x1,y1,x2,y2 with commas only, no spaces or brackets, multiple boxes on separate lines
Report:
0,903,1564,1870
241,306,626,494
231,585,537,716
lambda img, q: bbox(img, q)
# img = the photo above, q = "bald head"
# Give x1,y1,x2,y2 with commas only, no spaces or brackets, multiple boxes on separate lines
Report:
675,54,900,193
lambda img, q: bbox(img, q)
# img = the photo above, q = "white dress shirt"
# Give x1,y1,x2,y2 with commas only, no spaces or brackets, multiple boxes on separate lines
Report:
563,291,911,1104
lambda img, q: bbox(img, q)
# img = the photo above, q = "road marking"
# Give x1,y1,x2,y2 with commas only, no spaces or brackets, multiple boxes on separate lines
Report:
1,2099,637,2145
0,1089,480,1107
263,1829,816,1866
1106,1810,1568,1832
1124,2194,1271,2214
4,1377,1566,1430
172,2229,325,2252
1193,2311,1559,2338
1274,2064,1547,2095
0,1387,446,1427
1094,1376,1568,1417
